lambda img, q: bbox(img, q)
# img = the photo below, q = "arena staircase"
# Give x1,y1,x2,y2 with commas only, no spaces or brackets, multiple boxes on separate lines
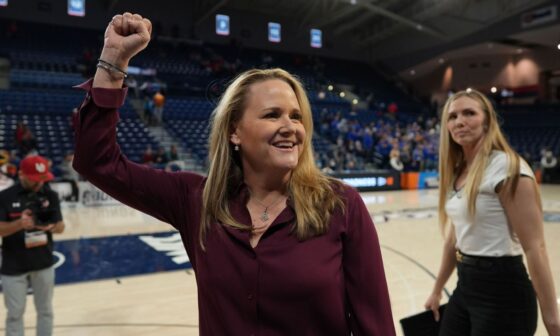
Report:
146,125,205,173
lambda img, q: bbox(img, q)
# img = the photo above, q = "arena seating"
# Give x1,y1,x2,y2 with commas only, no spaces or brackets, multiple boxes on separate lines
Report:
1,20,558,172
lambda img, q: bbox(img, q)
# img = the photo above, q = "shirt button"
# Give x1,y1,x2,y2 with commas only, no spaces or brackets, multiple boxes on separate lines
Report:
247,294,253,300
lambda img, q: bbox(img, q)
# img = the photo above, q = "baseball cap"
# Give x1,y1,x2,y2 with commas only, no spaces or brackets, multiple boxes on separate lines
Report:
19,155,54,182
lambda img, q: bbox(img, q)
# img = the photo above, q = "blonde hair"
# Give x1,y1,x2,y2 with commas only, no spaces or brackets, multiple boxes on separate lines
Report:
201,68,344,248
437,89,539,235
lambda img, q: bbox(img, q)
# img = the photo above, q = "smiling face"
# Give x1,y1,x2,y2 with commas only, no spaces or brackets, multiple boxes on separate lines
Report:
230,79,306,177
446,96,487,149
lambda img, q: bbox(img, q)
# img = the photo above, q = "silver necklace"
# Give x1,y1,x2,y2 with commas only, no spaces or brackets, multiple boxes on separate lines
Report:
250,194,287,222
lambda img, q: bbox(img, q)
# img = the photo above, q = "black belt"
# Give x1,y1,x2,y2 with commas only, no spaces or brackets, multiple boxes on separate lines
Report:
455,250,523,268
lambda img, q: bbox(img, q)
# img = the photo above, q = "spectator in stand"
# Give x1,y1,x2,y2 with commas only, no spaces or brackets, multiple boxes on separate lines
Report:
389,146,404,172
387,102,398,116
423,142,438,171
375,138,391,169
154,147,169,166
540,149,558,183
142,145,154,165
19,127,38,156
14,121,26,148
362,126,374,159
152,90,165,125
143,96,154,125
400,143,412,171
411,143,425,171
125,76,140,98
168,145,179,161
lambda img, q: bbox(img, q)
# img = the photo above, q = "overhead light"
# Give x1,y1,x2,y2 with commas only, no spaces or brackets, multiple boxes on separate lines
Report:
339,92,346,98
466,87,472,93
327,85,333,91
490,86,497,93
352,99,358,105
557,43,560,50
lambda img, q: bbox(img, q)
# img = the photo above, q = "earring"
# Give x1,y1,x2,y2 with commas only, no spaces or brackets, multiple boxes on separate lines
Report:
234,144,239,151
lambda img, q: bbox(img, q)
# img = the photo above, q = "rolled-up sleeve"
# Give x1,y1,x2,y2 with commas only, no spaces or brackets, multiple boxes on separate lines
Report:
71,80,201,232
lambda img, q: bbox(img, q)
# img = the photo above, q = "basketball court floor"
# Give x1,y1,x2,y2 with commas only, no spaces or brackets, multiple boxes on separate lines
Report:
1,185,559,335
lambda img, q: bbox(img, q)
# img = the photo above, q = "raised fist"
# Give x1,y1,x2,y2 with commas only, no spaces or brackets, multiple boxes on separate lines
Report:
99,12,152,70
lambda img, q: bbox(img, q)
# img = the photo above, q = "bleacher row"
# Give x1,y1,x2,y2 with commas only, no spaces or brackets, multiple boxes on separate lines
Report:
10,69,84,89
1,20,558,171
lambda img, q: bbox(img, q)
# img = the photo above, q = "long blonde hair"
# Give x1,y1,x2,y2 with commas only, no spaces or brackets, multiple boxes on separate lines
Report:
438,89,536,235
201,68,344,248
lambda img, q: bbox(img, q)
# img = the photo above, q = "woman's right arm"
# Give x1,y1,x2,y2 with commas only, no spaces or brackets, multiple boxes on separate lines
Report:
424,226,456,321
73,13,203,227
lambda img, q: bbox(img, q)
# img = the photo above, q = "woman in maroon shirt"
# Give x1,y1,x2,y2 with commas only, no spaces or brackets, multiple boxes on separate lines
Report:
73,12,395,335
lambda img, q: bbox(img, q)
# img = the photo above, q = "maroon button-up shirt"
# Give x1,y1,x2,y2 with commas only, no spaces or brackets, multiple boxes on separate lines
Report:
72,80,395,335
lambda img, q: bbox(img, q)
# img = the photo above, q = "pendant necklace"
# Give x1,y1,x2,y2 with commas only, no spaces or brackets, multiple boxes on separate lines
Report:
250,193,287,222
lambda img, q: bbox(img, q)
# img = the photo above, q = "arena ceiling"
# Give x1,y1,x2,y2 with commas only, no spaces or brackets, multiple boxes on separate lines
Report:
200,0,557,70
102,0,558,73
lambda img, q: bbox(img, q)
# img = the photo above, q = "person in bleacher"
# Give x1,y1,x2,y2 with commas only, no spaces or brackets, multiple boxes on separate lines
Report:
540,148,558,183
141,144,154,165
167,144,179,161
72,12,395,335
152,90,165,125
153,147,168,167
424,89,560,335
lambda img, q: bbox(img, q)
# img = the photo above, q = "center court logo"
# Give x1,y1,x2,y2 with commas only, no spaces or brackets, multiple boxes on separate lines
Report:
139,233,190,264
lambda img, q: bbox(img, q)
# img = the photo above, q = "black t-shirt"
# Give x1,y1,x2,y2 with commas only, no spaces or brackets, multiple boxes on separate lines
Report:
0,182,63,275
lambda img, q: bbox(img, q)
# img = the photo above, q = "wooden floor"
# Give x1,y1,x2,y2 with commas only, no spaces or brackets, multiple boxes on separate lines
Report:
2,185,560,335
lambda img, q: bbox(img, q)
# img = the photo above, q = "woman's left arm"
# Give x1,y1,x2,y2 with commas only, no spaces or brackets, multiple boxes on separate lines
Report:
501,177,560,335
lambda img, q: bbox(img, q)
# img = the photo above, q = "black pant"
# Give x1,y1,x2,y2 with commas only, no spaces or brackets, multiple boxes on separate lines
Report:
440,255,537,336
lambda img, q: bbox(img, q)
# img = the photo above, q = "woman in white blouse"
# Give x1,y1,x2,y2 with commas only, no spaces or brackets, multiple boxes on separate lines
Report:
424,89,560,336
